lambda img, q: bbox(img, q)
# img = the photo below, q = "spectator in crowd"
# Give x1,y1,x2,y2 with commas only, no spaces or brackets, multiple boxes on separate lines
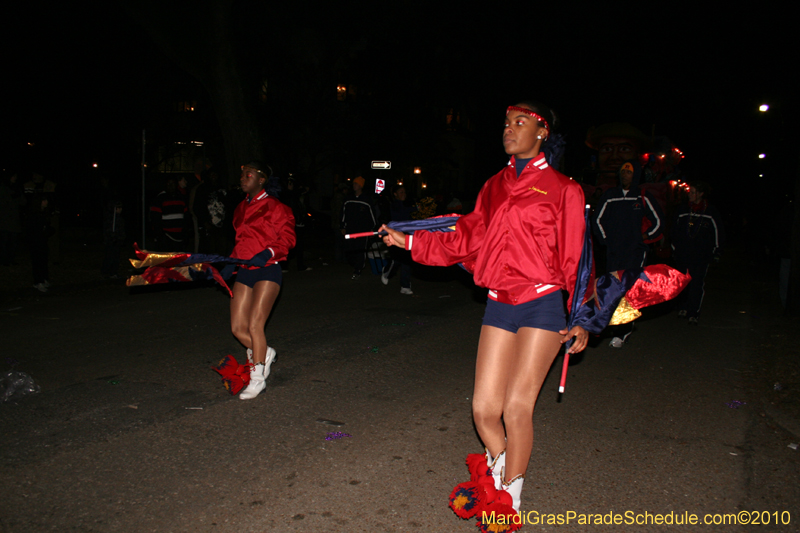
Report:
24,172,59,265
101,198,126,279
25,190,54,292
331,180,348,263
283,175,311,271
381,184,414,294
191,169,228,255
340,176,377,279
150,177,189,251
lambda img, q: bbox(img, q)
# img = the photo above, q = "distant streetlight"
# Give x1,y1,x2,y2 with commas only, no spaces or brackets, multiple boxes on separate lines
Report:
759,104,769,112
413,167,422,174
758,153,766,159
92,162,98,168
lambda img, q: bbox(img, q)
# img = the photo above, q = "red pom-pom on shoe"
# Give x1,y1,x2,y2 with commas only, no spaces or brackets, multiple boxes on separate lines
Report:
212,355,239,378
212,356,251,394
477,476,498,504
494,489,513,508
466,453,491,482
448,481,485,519
222,375,246,395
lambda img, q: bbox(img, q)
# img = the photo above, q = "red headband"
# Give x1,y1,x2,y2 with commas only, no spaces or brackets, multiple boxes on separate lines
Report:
506,106,549,131
241,165,267,177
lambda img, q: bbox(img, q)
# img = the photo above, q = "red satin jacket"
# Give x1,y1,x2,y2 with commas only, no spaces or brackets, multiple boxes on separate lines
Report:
231,191,296,269
406,153,585,307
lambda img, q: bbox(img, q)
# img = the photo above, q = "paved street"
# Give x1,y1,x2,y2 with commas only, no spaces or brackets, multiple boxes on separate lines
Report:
1,249,799,532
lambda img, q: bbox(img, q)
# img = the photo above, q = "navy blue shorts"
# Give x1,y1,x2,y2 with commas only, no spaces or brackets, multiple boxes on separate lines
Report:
235,264,282,288
482,291,566,333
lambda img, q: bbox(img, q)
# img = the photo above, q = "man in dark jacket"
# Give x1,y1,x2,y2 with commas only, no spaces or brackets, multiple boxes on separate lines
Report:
593,160,665,347
671,181,724,325
340,176,377,279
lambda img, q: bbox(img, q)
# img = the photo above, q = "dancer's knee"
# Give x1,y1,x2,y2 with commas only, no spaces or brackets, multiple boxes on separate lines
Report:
247,321,265,339
472,399,502,428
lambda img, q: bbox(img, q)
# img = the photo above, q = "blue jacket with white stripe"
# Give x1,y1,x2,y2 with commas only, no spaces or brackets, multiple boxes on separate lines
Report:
593,184,664,272
671,201,724,264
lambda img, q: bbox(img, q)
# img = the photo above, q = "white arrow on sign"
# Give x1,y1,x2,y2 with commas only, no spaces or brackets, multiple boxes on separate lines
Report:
371,161,391,169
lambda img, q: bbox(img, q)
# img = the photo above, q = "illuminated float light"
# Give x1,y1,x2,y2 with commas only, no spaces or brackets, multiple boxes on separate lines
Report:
414,167,422,174
92,163,98,168
759,104,769,112
759,154,766,159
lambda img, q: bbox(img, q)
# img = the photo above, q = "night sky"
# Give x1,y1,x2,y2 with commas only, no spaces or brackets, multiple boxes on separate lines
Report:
3,2,795,228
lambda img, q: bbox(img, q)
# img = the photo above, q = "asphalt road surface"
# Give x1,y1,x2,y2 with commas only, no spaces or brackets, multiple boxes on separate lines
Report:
1,252,799,532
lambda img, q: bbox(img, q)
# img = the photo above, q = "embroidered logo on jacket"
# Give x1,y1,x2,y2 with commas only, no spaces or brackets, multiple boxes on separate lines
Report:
528,187,548,195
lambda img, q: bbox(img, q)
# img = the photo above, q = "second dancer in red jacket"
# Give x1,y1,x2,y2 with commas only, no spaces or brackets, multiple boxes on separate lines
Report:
230,161,296,400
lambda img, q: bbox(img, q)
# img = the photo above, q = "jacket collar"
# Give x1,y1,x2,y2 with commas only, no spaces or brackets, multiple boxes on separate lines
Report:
247,190,268,203
508,153,549,171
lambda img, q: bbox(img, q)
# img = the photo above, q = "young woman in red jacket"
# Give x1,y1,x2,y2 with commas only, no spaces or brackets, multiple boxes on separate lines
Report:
231,161,296,400
382,102,588,514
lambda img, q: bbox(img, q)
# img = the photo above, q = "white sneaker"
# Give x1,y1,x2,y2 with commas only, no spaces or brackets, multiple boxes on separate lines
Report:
400,287,413,295
609,337,624,348
239,364,266,400
33,283,48,293
677,310,687,318
381,271,389,285
239,347,276,400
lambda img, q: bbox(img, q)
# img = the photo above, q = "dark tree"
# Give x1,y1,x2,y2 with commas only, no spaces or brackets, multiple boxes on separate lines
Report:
124,0,264,179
